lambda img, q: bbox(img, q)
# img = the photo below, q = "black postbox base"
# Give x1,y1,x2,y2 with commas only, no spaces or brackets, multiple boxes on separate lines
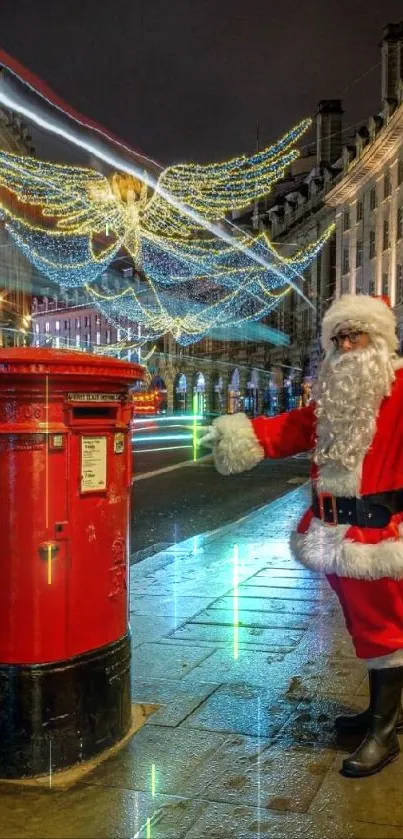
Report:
0,633,131,779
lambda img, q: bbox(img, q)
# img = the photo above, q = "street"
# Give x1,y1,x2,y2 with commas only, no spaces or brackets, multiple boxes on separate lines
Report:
132,414,206,475
131,451,311,561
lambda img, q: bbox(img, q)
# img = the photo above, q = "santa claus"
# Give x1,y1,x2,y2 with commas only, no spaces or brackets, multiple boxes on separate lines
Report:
201,293,403,778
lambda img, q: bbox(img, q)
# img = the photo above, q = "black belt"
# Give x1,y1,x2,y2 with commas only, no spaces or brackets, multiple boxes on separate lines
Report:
312,488,403,528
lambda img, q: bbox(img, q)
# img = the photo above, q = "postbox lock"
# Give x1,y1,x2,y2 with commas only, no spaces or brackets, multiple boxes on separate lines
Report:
38,542,60,562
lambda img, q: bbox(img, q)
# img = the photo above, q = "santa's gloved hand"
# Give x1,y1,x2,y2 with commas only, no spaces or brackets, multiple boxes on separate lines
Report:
198,425,220,449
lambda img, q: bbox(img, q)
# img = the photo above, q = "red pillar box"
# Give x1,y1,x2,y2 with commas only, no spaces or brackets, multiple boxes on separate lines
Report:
0,348,143,778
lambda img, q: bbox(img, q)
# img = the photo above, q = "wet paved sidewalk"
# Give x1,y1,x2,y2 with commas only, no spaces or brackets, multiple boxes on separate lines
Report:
3,485,403,838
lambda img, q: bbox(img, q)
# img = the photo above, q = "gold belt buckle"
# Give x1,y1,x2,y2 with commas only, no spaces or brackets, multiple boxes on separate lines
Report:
318,492,338,526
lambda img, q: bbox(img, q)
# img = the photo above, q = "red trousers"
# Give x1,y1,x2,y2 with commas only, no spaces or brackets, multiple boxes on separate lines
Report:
327,574,403,659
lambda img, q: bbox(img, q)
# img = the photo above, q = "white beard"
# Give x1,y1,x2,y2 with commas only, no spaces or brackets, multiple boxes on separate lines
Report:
313,339,395,497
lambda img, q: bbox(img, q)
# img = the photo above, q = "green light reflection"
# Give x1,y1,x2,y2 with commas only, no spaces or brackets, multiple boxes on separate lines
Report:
233,543,239,659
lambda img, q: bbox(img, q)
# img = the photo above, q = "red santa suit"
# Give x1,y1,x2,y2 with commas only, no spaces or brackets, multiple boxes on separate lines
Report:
207,294,403,666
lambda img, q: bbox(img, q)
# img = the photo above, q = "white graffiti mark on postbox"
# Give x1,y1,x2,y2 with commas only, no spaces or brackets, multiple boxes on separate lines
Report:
108,536,127,599
86,524,96,543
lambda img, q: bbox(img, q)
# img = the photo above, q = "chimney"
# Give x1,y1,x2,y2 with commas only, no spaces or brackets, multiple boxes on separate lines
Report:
381,22,403,102
316,100,343,166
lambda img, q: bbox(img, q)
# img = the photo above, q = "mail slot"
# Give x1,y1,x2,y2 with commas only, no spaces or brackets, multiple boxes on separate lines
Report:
0,347,144,778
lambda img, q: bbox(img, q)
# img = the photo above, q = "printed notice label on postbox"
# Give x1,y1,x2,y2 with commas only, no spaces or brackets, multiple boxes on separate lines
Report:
81,436,107,492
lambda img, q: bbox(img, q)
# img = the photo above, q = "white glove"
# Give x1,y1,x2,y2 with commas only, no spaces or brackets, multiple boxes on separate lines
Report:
198,425,221,449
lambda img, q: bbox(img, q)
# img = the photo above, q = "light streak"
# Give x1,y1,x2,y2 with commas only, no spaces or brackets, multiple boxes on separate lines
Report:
133,445,192,453
133,433,192,442
192,394,198,462
233,544,239,660
151,764,156,798
132,415,203,424
0,74,315,308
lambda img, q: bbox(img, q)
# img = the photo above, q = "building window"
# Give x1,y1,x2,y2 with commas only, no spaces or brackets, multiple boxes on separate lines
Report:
369,229,376,258
342,247,349,275
383,218,390,250
356,200,363,222
64,320,69,330
45,322,50,333
106,329,111,344
382,273,389,296
397,265,403,303
384,171,391,199
85,333,91,346
356,239,363,268
397,206,403,241
55,336,60,348
399,159,403,186
84,316,90,328
343,210,350,231
35,323,39,334
117,328,123,341
370,187,377,211
95,315,101,326
75,335,80,348
76,318,80,329
369,273,376,295
55,320,60,331
96,331,101,345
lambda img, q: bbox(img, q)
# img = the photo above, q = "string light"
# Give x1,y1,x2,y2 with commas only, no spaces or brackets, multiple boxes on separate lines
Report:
0,116,334,345
85,224,334,346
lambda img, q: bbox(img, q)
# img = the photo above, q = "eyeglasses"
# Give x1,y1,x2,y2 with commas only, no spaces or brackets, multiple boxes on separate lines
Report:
331,330,363,347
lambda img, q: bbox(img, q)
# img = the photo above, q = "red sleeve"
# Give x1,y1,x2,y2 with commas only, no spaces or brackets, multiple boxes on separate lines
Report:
251,404,316,459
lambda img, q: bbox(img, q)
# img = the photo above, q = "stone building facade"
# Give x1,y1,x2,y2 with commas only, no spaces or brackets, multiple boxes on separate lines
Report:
325,23,403,352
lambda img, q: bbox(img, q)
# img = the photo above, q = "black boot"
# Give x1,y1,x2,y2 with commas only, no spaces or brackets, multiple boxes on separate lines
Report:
335,670,403,735
342,667,403,778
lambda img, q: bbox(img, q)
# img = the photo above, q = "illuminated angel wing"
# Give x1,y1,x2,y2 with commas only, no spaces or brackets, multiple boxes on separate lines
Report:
0,150,125,238
140,118,311,238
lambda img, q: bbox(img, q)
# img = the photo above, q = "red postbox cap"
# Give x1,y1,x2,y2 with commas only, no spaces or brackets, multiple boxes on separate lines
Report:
0,347,145,384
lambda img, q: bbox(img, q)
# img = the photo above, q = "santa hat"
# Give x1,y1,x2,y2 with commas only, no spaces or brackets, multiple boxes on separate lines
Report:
322,293,398,354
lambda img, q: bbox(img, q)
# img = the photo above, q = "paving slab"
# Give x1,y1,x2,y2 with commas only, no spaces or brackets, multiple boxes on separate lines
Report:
183,801,403,839
130,594,215,618
166,622,303,650
236,584,329,601
81,725,229,798
241,574,329,591
179,646,293,687
201,742,335,812
188,606,312,630
0,784,203,839
211,594,321,616
131,642,217,681
131,679,220,727
130,615,183,648
181,682,296,737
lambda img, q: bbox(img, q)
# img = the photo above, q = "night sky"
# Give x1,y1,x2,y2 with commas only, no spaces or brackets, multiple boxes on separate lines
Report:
2,0,403,166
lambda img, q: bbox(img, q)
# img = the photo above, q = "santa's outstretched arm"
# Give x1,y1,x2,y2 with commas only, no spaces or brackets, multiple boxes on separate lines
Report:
200,405,316,476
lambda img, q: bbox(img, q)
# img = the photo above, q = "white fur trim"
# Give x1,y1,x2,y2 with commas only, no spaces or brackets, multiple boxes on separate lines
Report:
322,294,398,355
316,462,363,497
291,517,403,580
212,412,264,475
